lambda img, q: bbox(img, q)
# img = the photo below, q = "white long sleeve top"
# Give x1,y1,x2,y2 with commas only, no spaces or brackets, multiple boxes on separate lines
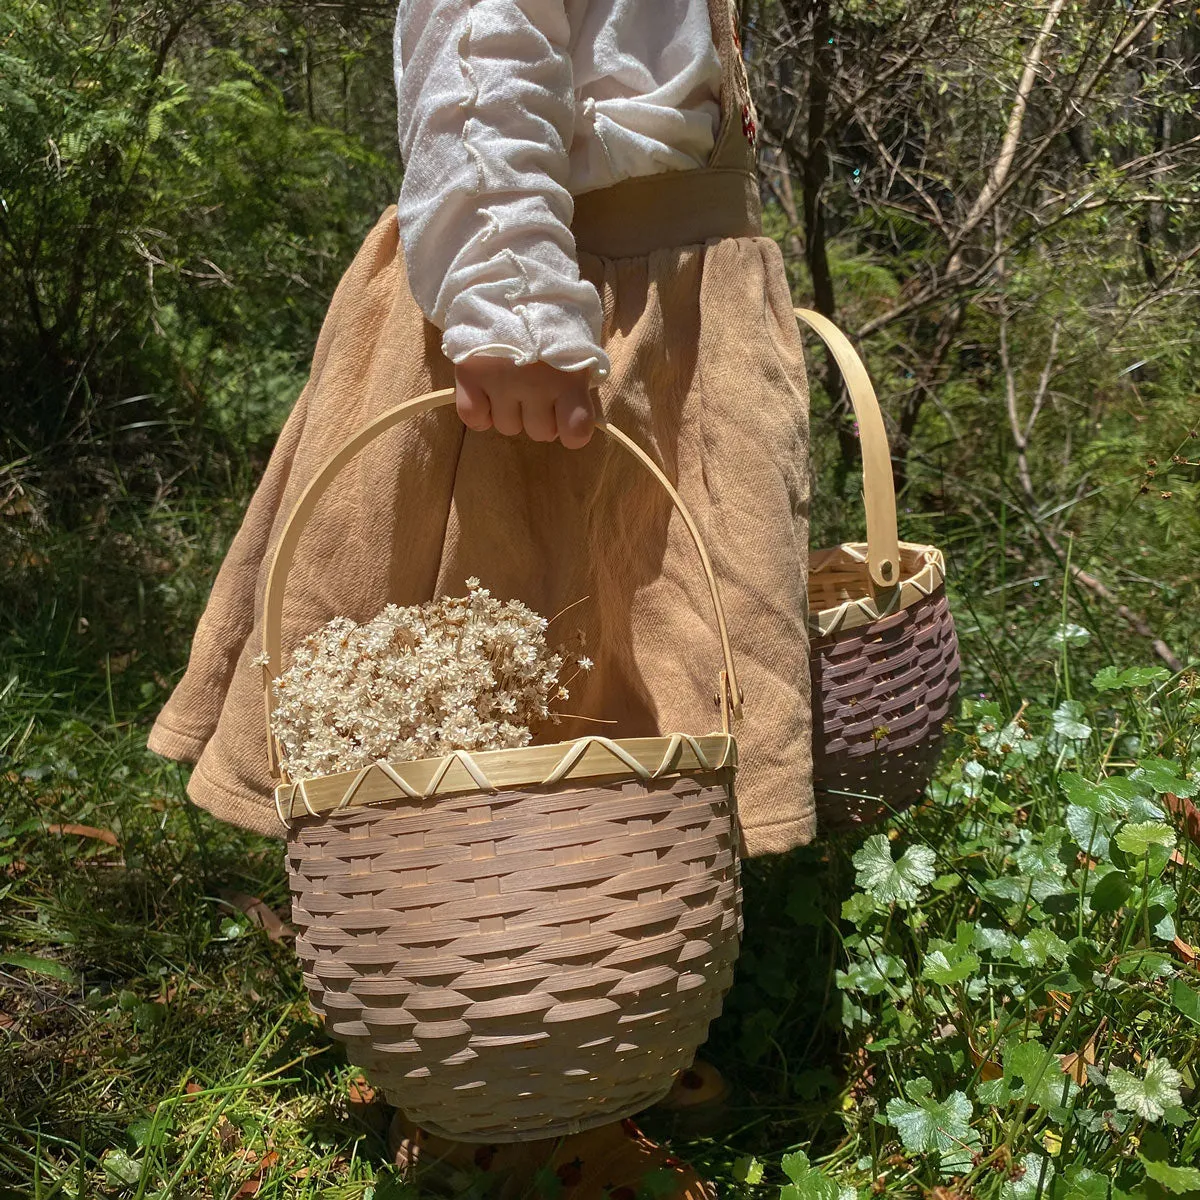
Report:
393,0,721,379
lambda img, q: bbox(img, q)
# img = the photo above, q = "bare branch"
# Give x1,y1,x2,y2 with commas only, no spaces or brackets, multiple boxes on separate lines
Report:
947,0,1069,272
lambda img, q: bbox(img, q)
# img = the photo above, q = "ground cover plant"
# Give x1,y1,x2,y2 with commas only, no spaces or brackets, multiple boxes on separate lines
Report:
2,498,1198,1199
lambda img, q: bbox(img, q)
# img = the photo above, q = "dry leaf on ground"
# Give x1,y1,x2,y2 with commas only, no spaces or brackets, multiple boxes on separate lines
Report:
1171,936,1198,966
218,890,295,942
968,1042,1004,1082
1164,792,1200,845
46,823,118,846
1059,1035,1097,1086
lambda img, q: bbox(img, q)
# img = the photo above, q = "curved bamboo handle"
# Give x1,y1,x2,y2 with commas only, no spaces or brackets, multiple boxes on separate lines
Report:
260,388,743,777
794,308,901,590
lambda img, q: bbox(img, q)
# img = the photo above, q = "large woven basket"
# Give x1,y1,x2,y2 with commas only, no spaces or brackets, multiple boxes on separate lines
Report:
261,390,744,1142
795,309,961,832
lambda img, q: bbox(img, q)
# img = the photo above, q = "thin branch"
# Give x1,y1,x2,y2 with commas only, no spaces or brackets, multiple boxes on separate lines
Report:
947,0,1069,271
846,103,950,236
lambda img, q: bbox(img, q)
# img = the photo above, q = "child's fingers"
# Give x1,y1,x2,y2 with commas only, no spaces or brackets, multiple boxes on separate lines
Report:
521,398,558,443
455,376,493,432
489,392,523,437
556,390,595,450
455,360,593,448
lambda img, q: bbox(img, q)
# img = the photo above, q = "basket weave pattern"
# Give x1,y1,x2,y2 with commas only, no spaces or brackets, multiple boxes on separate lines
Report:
286,770,741,1141
811,584,959,830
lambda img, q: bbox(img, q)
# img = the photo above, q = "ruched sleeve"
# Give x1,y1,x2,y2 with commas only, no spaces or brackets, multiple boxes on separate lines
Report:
394,0,611,378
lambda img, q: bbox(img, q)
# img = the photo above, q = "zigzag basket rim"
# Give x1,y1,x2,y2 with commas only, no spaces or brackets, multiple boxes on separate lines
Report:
810,540,946,637
276,732,737,826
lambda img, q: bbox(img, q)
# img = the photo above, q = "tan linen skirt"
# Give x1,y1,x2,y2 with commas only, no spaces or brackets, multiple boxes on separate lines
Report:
148,205,813,857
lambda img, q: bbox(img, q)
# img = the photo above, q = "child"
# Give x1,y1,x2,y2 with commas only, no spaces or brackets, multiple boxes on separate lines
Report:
150,0,812,1192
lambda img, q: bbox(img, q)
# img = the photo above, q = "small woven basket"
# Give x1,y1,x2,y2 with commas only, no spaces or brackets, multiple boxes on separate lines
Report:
261,390,744,1142
795,309,961,832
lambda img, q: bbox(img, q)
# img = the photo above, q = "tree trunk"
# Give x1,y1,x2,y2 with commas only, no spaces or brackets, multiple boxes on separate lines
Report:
799,0,858,477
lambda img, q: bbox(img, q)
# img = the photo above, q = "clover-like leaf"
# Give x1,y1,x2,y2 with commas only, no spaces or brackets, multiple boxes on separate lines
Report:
975,927,1016,958
1108,1057,1183,1121
1001,1153,1056,1200
1015,928,1069,969
1014,826,1069,878
1052,700,1092,741
852,835,936,907
841,892,879,926
1060,772,1140,816
1092,666,1170,691
1089,868,1133,914
837,950,906,997
885,1085,973,1156
779,1150,841,1200
1140,1157,1200,1194
733,1156,764,1186
1171,978,1200,1026
1114,821,1176,857
1154,911,1177,942
976,1076,1013,1107
1059,1168,1114,1200
922,946,981,986
102,1149,143,1187
1066,804,1117,858
1051,623,1091,648
1004,1040,1077,1110
1131,758,1198,799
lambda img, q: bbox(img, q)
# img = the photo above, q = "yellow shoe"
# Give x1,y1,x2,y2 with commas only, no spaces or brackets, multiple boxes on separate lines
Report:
527,1118,714,1200
388,1113,714,1199
651,1059,732,1136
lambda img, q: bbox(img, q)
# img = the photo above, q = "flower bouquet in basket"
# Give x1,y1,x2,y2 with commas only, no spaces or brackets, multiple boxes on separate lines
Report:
261,388,742,1143
270,579,591,781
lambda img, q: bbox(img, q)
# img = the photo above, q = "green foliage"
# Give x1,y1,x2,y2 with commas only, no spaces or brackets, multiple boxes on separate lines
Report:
756,0,1200,693
851,834,936,907
1140,1157,1200,1195
1107,1059,1184,1122
885,1079,977,1168
786,670,1200,1196
779,1151,843,1200
0,0,394,504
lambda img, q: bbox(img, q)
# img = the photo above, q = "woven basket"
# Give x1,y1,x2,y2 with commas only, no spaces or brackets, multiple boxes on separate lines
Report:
261,390,744,1142
795,309,961,832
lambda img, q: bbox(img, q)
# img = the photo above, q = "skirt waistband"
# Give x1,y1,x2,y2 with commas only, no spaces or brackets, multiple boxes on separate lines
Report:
570,168,762,259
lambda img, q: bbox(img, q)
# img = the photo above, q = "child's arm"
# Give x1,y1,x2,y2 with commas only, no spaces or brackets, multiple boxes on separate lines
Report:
395,0,607,446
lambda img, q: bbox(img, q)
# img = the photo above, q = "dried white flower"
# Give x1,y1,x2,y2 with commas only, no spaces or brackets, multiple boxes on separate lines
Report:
270,581,581,779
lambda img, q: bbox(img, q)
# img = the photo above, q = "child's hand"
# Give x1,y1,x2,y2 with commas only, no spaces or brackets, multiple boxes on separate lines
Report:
454,359,595,449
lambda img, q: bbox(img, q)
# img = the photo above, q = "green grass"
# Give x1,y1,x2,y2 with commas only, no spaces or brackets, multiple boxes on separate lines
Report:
1,478,1198,1200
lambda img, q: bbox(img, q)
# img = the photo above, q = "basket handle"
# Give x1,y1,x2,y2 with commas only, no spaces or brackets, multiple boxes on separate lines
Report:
794,308,900,590
260,388,743,778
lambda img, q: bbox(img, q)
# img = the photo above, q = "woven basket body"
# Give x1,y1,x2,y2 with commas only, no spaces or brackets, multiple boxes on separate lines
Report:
809,543,960,831
261,390,747,1141
286,769,740,1141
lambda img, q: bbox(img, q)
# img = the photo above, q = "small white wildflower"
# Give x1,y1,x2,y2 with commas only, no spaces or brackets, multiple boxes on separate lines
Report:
578,656,594,672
